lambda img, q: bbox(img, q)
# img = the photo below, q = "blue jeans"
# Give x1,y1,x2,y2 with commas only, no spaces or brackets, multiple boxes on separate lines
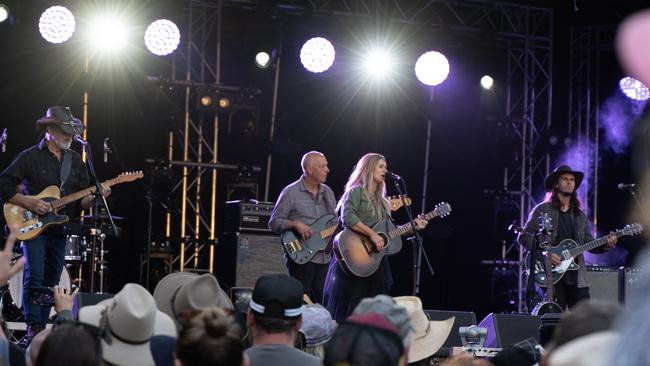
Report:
22,232,66,328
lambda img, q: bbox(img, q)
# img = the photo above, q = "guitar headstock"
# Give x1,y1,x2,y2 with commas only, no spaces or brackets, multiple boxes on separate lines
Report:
116,171,144,182
622,223,644,236
433,202,452,217
387,195,412,211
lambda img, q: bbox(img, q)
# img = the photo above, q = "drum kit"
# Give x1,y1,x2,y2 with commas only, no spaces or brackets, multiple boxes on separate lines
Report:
0,213,126,321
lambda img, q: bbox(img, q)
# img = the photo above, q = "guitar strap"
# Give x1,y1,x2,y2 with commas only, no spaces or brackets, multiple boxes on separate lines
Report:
59,150,72,194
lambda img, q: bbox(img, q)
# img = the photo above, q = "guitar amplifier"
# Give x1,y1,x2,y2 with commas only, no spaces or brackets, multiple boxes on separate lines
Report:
223,200,275,233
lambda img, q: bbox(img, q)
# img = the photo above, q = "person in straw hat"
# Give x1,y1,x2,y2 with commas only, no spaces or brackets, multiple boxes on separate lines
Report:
0,106,111,347
517,165,617,311
394,296,454,365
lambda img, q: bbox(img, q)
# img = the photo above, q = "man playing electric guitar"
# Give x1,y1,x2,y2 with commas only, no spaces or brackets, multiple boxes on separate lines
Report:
269,151,337,304
0,106,111,347
518,165,616,311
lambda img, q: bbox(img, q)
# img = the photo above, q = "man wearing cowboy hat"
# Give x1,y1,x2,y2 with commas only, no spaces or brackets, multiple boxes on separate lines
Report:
518,165,616,311
0,106,111,347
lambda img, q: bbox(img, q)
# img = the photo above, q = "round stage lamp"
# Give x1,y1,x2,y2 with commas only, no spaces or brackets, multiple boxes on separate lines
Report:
300,37,335,73
255,51,271,68
414,51,449,86
218,96,231,109
144,19,180,56
0,4,9,23
481,75,494,90
362,50,396,79
39,6,76,44
619,76,650,101
200,95,213,108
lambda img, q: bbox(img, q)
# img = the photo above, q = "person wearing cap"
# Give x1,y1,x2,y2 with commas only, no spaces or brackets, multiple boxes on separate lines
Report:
0,106,111,347
517,165,617,310
298,304,337,359
268,151,337,304
245,274,321,366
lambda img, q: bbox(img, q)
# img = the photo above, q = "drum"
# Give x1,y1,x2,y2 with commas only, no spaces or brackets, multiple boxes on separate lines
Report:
7,267,71,317
65,235,87,262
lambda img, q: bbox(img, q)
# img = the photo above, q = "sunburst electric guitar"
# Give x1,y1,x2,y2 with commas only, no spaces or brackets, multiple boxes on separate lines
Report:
4,171,143,241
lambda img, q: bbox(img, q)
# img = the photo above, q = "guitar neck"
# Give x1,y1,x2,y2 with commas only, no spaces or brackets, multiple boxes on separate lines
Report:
52,178,117,210
568,230,627,257
388,210,438,239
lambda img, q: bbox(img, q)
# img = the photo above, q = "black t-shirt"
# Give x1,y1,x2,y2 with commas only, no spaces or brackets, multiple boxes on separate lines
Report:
556,208,578,285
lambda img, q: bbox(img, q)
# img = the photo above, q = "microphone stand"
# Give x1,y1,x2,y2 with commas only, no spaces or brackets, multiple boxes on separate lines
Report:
79,138,118,293
390,175,434,296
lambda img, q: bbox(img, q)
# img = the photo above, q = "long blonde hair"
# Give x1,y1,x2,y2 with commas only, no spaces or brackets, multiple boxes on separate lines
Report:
336,153,390,219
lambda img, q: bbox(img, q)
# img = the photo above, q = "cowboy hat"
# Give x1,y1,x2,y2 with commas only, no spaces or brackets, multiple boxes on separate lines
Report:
153,272,233,329
544,165,584,192
36,106,84,136
394,296,455,362
78,283,176,366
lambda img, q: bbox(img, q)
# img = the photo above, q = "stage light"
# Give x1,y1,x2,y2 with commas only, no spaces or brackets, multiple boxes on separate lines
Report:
362,49,396,78
144,19,180,56
39,6,76,44
218,96,231,109
481,75,494,90
199,94,214,108
300,37,335,73
255,51,271,68
197,91,232,112
619,76,650,101
88,14,129,54
0,4,9,23
414,51,449,86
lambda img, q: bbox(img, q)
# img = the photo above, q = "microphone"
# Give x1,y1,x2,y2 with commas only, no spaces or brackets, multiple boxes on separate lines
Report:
0,128,7,153
103,138,110,163
74,134,88,145
618,183,637,190
387,171,401,180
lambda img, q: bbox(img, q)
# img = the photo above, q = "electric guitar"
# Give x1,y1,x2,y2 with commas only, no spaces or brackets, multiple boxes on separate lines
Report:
531,223,643,287
4,172,143,241
281,195,413,264
335,202,451,277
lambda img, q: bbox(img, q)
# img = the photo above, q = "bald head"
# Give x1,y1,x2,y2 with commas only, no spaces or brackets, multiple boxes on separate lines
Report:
301,151,329,184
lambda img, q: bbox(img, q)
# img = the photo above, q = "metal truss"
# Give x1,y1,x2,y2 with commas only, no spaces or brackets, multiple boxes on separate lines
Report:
568,26,616,228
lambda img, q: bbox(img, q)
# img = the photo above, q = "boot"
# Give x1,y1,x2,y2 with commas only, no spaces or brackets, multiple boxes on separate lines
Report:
17,324,43,350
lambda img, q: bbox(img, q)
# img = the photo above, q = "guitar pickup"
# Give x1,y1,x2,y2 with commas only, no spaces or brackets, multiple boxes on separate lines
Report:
19,221,43,234
23,211,34,221
284,240,303,254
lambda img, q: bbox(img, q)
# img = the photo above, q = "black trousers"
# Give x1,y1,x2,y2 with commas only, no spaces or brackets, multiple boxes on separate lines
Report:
287,259,329,304
554,281,590,310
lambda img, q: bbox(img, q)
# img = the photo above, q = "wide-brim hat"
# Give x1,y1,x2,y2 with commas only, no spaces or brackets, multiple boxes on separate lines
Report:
78,283,177,366
394,296,455,362
153,272,233,329
36,106,84,135
544,165,584,192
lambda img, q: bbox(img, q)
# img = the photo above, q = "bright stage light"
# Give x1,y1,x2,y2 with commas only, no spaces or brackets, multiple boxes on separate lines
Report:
300,37,335,73
39,6,76,44
619,76,650,101
480,75,494,90
144,19,180,56
362,50,396,78
255,51,271,68
88,14,129,54
0,4,9,23
414,51,449,86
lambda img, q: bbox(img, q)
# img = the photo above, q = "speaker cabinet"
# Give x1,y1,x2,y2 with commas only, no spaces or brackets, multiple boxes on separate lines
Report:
585,266,623,303
425,310,477,348
478,313,541,347
623,268,645,304
215,232,288,289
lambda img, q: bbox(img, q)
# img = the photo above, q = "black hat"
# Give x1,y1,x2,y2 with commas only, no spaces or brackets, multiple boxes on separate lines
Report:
250,274,304,319
36,106,84,136
544,165,584,192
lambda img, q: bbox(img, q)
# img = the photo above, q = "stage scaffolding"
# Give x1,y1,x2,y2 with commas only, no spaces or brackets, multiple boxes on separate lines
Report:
159,0,553,312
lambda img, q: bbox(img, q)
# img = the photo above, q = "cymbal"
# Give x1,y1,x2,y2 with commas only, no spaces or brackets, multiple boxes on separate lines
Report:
82,214,127,221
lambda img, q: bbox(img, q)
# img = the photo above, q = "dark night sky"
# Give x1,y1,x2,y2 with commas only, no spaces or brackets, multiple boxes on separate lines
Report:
0,0,648,318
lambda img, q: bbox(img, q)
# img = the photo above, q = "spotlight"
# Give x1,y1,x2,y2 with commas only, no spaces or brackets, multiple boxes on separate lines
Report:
480,75,494,90
0,4,9,23
144,19,180,56
196,90,232,112
300,37,335,73
218,96,231,109
619,76,650,101
362,49,396,78
414,51,449,86
88,14,129,54
39,6,76,44
255,51,271,68
199,94,214,108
